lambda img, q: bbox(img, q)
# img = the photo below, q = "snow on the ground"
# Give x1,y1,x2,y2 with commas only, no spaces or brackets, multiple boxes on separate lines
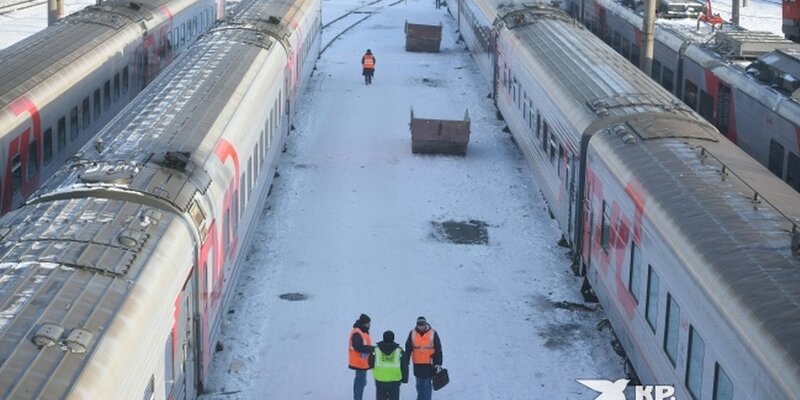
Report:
0,0,95,49
199,1,625,399
0,0,785,398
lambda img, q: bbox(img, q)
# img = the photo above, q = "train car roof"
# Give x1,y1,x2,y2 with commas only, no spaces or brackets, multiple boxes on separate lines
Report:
28,0,301,207
500,4,800,388
0,0,178,110
0,198,176,398
497,4,703,133
597,117,800,391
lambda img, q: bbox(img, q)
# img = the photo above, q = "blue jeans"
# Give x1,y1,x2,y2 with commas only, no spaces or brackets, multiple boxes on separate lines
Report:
354,369,367,400
415,376,432,400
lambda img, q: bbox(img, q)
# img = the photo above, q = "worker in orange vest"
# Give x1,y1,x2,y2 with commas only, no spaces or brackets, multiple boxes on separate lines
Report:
349,313,374,400
361,49,376,85
405,316,443,400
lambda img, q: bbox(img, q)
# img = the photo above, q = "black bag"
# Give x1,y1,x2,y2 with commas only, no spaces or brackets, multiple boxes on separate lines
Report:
432,367,449,391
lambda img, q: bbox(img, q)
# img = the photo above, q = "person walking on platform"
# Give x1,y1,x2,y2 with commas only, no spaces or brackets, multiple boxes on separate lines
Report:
350,313,374,400
362,49,376,84
405,316,443,400
370,330,409,400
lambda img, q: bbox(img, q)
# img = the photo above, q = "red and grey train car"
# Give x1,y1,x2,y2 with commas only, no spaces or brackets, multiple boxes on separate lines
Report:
445,0,800,398
0,0,320,397
0,0,224,214
563,0,800,192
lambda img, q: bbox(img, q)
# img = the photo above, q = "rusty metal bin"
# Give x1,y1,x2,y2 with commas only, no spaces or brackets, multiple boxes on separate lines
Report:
410,108,470,155
405,21,442,52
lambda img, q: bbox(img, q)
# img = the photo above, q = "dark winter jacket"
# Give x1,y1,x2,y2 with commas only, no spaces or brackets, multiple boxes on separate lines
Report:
405,325,443,378
349,321,374,370
369,340,410,383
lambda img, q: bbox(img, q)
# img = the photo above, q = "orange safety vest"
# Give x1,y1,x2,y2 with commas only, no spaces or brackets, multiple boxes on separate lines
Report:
362,54,375,69
411,329,436,365
349,328,372,369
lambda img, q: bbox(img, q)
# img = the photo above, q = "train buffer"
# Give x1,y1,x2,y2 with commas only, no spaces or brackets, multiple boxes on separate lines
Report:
405,21,442,52
409,108,470,155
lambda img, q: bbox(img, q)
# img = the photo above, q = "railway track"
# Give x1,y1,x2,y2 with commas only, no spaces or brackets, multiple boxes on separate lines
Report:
320,0,405,54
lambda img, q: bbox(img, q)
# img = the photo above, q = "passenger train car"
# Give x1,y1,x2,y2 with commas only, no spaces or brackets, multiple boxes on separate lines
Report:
561,0,800,192
0,0,321,397
0,0,224,214
445,0,800,398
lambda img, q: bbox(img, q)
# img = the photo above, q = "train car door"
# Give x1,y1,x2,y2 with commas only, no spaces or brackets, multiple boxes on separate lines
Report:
581,181,594,275
567,155,577,242
180,274,198,399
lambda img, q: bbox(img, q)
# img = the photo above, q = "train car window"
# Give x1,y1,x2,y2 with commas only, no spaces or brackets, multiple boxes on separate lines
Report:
628,244,642,303
70,107,79,140
601,201,611,251
787,152,800,191
686,326,705,400
247,158,253,200
43,128,53,165
536,112,541,139
223,208,230,256
713,363,733,400
684,81,698,110
233,190,239,229
82,97,91,130
542,121,549,152
558,145,564,176
768,139,785,177
57,117,66,153
240,172,246,211
93,89,101,120
716,83,731,135
662,68,674,93
645,265,660,332
631,45,640,65
123,67,129,95
652,60,662,83
104,81,111,110
698,90,713,121
612,32,621,52
114,74,121,102
11,154,21,193
163,334,174,398
262,129,267,157
549,142,556,164
26,140,37,180
181,24,186,46
255,143,260,173
622,38,631,60
664,294,680,366
142,374,155,400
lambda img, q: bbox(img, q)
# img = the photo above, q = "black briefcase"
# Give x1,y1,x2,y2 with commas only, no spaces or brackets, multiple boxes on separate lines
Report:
432,368,449,391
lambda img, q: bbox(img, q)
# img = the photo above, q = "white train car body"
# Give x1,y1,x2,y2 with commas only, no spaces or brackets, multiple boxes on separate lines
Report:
0,0,321,398
443,0,800,398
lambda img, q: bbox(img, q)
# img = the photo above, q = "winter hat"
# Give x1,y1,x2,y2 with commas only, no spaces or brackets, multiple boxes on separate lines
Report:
366,49,372,54
358,314,371,325
383,330,395,342
416,316,427,325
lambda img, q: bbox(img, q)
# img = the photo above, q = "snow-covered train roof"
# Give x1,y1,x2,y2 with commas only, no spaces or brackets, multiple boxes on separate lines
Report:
29,0,302,206
0,197,181,398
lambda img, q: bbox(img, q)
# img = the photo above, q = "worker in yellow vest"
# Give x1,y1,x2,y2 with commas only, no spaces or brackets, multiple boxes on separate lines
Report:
405,316,443,400
349,314,374,400
369,330,409,400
